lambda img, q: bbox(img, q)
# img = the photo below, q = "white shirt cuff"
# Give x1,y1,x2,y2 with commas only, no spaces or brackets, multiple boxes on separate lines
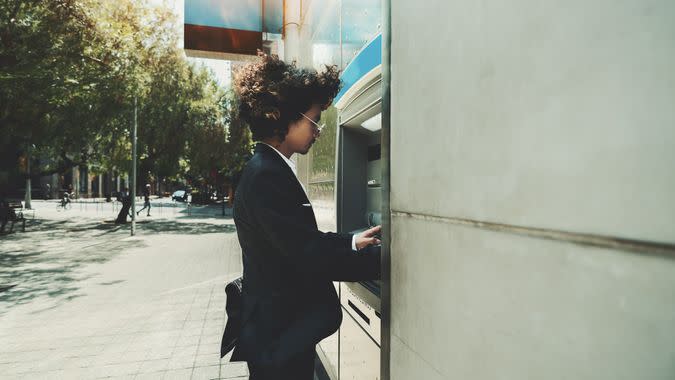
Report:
351,234,358,251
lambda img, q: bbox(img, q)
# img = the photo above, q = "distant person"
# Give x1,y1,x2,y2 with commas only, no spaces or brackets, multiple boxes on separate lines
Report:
44,183,51,200
137,184,151,217
60,190,71,208
115,187,131,224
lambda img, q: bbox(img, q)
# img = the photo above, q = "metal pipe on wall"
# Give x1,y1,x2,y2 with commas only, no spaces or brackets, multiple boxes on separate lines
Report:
380,0,392,378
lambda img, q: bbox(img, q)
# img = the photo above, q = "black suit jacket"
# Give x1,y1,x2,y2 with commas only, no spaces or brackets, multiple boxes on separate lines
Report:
230,143,380,368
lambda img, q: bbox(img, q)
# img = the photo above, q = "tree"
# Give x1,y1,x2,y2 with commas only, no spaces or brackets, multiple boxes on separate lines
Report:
1,0,251,202
220,89,254,185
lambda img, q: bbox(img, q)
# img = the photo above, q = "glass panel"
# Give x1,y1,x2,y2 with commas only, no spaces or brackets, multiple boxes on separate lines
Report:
302,0,341,69
263,0,284,34
310,106,338,183
301,0,382,70
308,182,336,230
341,0,382,69
296,5,383,378
310,183,338,376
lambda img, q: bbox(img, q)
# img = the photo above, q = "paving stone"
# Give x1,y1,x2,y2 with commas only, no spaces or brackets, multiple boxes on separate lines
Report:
193,353,219,367
135,371,166,380
191,365,220,380
175,334,201,347
172,345,199,358
134,371,166,380
21,369,67,379
219,362,249,379
162,368,194,380
138,358,170,374
144,349,173,361
165,356,195,370
95,362,143,377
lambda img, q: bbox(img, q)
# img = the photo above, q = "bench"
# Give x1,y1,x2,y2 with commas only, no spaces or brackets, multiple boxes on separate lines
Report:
19,201,35,220
1,202,26,233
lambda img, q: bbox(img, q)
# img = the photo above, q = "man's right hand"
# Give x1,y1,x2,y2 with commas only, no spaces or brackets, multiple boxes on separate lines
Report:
355,225,382,251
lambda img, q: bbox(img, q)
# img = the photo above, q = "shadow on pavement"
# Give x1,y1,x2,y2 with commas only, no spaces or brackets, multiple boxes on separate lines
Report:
135,219,236,234
171,205,234,219
0,216,236,313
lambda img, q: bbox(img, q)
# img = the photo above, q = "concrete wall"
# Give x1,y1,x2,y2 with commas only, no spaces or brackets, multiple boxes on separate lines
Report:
389,1,675,379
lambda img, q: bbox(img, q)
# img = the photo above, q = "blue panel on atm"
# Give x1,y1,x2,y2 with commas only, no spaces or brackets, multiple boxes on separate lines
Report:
334,33,382,104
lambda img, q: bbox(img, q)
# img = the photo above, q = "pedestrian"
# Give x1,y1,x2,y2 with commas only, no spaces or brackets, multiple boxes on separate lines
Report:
60,189,71,209
115,187,131,224
227,53,382,380
137,184,151,216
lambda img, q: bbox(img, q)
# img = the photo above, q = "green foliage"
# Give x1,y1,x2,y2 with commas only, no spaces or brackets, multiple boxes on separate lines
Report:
310,106,338,181
220,89,254,180
0,0,252,188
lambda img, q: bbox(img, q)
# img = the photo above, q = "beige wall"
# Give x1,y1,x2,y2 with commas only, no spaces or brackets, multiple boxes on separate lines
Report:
389,1,675,379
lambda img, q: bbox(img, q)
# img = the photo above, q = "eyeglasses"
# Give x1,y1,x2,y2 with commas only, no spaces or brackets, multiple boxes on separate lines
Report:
299,112,325,134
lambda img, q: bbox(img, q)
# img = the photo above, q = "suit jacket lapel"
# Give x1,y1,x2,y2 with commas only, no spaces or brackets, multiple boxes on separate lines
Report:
254,143,311,206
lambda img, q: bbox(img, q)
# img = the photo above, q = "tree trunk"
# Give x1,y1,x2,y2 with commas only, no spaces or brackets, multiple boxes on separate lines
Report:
24,148,32,209
98,175,103,198
72,165,79,198
106,169,113,201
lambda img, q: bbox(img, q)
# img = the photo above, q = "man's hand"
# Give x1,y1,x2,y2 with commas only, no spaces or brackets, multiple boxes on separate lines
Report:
355,225,382,251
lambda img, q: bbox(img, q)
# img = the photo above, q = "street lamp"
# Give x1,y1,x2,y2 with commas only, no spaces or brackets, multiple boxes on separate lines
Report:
131,96,138,236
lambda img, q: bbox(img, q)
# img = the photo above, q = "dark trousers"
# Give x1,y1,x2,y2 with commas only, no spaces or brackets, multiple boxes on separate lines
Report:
137,200,151,215
248,347,315,380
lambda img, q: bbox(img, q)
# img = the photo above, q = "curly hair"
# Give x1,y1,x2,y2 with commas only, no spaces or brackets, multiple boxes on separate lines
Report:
234,52,341,142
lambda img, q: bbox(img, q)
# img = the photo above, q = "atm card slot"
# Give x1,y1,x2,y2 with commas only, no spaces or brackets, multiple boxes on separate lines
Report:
348,300,370,325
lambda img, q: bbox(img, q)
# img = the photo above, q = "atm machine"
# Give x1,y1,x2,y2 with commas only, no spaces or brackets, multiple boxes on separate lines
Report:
333,33,383,380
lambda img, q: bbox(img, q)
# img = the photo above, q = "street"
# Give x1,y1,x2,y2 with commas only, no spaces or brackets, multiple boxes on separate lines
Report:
0,199,248,379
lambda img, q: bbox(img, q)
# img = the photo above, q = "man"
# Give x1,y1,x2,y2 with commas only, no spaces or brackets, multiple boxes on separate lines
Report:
230,53,382,379
60,189,71,209
137,184,151,216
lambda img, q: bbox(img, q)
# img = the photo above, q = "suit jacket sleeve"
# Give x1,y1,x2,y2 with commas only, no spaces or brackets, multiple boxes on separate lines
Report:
249,170,380,282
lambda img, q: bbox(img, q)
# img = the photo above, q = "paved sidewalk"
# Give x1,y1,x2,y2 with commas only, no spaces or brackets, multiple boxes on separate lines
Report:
0,201,248,379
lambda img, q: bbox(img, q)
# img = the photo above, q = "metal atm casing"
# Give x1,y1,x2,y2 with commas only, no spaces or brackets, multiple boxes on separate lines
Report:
334,33,383,380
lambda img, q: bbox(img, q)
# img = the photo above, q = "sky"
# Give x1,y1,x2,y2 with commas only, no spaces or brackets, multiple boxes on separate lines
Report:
147,0,232,88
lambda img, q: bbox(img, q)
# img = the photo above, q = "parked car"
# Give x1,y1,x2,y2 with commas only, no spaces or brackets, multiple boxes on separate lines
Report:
171,190,188,202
